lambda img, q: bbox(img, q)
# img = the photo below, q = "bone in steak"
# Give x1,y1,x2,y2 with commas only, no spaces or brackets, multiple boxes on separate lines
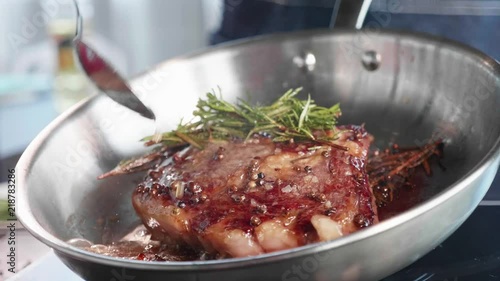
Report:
132,125,377,258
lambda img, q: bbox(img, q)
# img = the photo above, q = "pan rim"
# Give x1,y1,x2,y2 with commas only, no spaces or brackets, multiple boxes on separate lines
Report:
16,28,500,271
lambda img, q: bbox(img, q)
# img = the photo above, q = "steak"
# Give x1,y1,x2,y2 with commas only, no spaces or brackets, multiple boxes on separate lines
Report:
132,125,377,258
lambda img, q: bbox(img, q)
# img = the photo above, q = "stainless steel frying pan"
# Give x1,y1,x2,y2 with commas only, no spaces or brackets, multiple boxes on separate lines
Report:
17,28,500,281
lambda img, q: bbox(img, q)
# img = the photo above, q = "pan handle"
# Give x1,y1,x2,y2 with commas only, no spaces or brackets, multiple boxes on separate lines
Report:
330,0,373,29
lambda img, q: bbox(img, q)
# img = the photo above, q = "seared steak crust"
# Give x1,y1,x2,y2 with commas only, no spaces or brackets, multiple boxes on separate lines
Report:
132,125,377,257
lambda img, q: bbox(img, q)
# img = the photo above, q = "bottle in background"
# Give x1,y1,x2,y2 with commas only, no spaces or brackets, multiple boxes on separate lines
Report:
44,0,93,113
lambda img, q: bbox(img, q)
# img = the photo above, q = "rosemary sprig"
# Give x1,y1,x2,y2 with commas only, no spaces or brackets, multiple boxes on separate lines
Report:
142,88,341,148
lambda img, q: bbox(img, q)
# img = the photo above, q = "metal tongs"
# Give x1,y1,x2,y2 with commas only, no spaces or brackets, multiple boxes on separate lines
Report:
72,0,155,120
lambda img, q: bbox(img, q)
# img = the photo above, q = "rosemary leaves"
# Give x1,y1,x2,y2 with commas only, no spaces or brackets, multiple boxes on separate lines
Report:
142,88,341,149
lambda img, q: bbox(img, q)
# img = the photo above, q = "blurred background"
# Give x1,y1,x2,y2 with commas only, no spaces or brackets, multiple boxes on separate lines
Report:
1,0,499,169
0,0,499,278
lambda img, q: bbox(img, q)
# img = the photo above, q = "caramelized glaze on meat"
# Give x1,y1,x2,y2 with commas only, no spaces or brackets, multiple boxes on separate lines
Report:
132,125,377,258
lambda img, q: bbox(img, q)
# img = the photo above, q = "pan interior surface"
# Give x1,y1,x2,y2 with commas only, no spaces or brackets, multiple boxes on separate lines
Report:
17,30,500,279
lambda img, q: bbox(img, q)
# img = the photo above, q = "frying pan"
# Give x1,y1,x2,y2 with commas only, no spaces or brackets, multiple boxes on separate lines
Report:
16,19,500,281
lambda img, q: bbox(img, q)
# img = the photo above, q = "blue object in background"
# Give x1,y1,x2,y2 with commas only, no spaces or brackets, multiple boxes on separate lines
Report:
363,13,500,60
211,0,500,60
0,75,57,159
